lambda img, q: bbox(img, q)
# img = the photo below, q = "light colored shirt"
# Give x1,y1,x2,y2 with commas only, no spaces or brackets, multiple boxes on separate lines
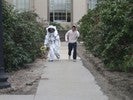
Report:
65,30,80,43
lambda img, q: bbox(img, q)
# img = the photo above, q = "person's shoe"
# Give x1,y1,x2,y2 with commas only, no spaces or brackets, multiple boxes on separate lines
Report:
56,55,60,60
48,60,54,62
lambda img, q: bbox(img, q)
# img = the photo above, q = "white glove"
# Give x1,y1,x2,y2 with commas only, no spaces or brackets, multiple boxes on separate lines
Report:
44,44,47,48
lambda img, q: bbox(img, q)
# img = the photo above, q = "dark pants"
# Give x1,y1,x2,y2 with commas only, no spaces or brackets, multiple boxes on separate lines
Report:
68,42,77,59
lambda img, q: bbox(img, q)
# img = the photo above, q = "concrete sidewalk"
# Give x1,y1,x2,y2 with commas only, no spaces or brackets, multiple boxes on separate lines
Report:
0,42,108,100
34,42,108,100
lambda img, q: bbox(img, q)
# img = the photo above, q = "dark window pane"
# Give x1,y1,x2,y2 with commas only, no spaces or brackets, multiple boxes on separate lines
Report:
50,13,53,22
50,12,53,15
67,13,71,22
50,17,53,22
59,13,61,16
55,16,57,20
55,13,58,16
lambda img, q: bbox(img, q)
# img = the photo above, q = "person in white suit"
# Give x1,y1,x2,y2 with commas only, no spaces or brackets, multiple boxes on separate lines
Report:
44,25,60,62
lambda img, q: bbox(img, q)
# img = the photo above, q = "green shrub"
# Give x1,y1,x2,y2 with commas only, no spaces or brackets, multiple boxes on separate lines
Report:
79,0,133,72
2,0,45,71
50,22,64,30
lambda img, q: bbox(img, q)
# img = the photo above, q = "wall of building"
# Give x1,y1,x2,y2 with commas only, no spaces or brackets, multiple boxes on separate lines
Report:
34,0,48,21
72,0,88,24
5,0,88,27
29,0,34,10
5,0,13,5
6,0,34,11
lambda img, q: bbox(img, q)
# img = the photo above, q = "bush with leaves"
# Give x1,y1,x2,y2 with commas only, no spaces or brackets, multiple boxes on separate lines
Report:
79,0,133,72
50,22,64,30
2,0,45,71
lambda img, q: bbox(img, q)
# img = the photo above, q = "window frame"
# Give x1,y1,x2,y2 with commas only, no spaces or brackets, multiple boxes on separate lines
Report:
13,0,30,11
88,0,97,10
49,0,72,22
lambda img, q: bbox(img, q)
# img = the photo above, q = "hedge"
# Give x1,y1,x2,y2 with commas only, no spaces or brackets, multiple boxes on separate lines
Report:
79,0,133,72
2,0,45,71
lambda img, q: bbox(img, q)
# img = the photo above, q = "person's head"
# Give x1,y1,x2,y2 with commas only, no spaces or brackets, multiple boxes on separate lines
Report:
72,25,77,31
46,25,58,36
48,28,55,33
47,25,56,33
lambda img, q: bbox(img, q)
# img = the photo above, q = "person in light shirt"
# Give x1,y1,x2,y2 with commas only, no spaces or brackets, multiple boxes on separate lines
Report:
65,25,80,61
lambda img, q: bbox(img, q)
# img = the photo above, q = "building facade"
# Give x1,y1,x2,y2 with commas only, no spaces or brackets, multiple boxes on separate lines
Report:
6,0,97,27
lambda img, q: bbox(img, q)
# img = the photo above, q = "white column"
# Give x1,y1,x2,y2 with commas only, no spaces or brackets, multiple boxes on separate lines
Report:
34,0,48,21
72,0,88,24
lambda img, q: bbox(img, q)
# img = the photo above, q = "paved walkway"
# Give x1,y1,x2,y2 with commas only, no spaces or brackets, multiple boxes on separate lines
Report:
0,42,108,100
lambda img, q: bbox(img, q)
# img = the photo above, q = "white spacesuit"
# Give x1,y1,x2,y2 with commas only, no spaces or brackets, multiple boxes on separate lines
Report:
44,25,60,61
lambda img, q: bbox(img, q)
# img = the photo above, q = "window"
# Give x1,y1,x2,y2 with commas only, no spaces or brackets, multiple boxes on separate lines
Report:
88,0,97,10
49,0,72,22
13,0,30,11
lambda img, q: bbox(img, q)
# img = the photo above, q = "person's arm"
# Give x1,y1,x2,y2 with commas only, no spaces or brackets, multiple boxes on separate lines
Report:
77,31,80,38
44,35,49,47
65,31,69,42
55,35,61,47
44,28,49,47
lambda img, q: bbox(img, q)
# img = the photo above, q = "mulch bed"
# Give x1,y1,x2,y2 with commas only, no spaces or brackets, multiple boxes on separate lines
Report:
77,43,133,100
